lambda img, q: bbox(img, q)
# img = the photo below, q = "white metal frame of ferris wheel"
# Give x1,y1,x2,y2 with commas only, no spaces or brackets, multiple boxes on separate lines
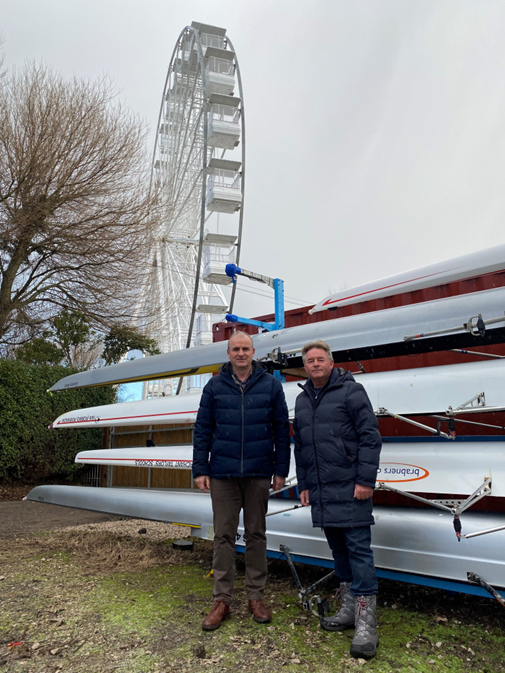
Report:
140,22,245,398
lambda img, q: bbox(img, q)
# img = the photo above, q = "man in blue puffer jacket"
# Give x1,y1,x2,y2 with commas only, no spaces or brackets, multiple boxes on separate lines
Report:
293,340,382,660
193,331,290,631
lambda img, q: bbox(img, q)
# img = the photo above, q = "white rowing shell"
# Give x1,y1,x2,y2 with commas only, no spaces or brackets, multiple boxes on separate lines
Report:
52,358,505,429
311,242,505,313
26,485,505,589
75,441,505,497
49,286,505,392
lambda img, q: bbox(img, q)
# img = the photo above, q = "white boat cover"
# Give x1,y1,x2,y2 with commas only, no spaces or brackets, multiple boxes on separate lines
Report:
52,358,505,428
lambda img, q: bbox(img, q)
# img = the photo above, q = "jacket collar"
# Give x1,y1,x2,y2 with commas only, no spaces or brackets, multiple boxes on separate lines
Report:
298,366,355,396
220,360,267,385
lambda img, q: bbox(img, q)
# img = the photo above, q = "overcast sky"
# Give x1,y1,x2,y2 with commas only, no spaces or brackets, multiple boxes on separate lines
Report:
3,0,505,318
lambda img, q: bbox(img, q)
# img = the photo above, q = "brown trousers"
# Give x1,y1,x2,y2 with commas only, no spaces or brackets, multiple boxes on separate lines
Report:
210,477,271,604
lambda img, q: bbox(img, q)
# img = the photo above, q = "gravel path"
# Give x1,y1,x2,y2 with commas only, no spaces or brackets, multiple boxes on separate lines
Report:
0,501,124,539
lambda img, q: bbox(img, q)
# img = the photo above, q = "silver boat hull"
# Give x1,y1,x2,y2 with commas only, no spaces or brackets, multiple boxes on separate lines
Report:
27,485,505,590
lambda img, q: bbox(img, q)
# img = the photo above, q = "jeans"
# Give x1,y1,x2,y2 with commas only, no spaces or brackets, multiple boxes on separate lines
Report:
324,525,378,596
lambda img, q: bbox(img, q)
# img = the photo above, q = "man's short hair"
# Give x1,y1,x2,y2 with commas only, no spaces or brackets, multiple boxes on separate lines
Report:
228,330,254,350
301,340,334,364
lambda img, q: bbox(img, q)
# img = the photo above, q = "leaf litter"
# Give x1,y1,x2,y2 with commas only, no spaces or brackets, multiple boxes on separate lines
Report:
0,519,504,672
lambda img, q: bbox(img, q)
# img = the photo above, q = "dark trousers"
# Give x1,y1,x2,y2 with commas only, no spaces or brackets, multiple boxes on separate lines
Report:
324,525,378,597
210,477,271,604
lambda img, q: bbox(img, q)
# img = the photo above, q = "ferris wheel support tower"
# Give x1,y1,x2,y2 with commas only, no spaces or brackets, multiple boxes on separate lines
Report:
141,22,245,397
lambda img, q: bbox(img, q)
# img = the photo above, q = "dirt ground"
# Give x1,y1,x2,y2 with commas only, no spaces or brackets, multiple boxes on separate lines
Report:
0,483,122,539
0,501,122,539
1,485,505,673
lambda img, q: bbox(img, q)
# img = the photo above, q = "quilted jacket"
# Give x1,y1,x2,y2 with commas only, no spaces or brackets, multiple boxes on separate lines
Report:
193,362,291,479
293,367,381,527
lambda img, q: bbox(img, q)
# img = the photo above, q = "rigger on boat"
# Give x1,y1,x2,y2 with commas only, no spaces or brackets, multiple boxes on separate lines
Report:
28,243,505,605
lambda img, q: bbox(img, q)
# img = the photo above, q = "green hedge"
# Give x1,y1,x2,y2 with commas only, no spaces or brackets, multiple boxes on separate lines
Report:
0,360,115,482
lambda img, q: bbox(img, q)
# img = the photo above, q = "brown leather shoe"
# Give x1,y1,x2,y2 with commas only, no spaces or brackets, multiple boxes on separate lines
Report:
248,599,272,624
202,600,230,631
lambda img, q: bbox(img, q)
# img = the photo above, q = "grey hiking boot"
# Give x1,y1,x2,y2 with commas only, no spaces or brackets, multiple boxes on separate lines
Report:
350,595,379,659
320,582,355,632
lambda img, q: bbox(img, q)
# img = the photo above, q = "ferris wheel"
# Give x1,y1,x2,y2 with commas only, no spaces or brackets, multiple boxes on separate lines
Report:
141,22,245,397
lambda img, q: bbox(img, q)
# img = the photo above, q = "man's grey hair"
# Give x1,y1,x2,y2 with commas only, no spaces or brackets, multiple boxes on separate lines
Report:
301,340,334,364
227,330,254,350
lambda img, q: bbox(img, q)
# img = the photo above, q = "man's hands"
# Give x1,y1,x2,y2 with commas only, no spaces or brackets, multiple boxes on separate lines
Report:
272,475,286,492
300,489,310,506
354,484,373,500
194,475,210,493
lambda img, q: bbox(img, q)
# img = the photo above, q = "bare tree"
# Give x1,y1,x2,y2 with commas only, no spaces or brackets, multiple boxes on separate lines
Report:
0,60,160,350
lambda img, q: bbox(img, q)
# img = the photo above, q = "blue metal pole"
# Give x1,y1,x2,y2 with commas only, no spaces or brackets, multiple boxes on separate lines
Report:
274,278,285,330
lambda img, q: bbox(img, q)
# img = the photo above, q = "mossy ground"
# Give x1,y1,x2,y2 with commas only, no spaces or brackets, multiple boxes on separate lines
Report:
1,530,504,673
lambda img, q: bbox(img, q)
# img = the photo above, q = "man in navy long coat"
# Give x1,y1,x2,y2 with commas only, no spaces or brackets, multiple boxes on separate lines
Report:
293,340,382,659
193,331,291,631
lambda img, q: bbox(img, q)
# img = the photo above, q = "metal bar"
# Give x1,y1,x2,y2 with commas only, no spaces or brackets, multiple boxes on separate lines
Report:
464,525,505,539
274,278,285,330
226,35,245,315
266,504,304,517
450,392,485,412
431,415,505,431
449,405,505,416
454,478,492,515
377,408,453,439
376,483,453,512
304,570,336,597
227,315,276,331
176,30,209,396
449,349,505,359
279,544,304,594
404,313,505,341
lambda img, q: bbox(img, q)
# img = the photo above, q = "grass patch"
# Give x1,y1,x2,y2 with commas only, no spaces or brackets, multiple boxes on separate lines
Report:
0,529,504,672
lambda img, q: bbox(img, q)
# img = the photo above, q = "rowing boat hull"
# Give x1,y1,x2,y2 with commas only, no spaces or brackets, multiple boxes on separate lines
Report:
74,441,505,498
26,485,505,590
311,242,505,312
49,286,505,391
51,358,505,429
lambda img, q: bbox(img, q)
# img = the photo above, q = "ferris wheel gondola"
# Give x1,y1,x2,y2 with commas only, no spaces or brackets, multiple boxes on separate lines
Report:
141,22,245,396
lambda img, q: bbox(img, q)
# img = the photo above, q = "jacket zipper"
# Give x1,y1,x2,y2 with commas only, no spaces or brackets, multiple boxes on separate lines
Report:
310,394,324,528
229,368,261,478
241,385,245,477
304,378,344,528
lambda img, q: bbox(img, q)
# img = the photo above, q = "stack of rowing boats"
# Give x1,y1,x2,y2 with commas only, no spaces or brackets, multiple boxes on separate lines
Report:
28,244,505,598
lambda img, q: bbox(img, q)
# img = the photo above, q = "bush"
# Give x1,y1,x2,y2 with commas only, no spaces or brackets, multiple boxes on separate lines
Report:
0,360,115,482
